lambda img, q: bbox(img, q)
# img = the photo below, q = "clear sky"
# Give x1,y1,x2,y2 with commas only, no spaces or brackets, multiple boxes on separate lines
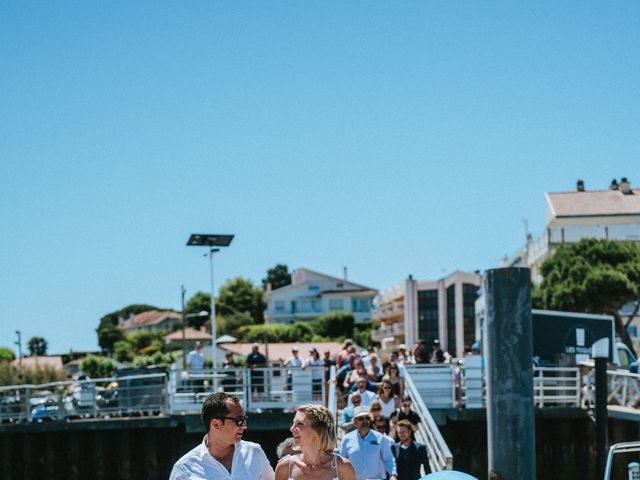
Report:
1,2,638,355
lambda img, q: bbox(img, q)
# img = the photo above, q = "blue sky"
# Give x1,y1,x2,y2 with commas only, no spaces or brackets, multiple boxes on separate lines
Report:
1,2,638,354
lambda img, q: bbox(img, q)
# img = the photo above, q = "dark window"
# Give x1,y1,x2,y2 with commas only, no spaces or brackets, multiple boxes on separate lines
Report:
447,285,456,351
417,289,438,342
463,284,479,348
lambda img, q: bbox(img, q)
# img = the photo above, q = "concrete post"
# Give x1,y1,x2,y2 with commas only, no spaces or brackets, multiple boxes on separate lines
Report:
484,268,536,480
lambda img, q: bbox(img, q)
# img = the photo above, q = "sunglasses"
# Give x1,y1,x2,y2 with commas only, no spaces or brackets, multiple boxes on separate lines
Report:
218,415,249,426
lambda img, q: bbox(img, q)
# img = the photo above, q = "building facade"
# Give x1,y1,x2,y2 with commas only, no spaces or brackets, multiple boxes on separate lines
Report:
503,177,640,283
372,271,481,358
263,267,377,324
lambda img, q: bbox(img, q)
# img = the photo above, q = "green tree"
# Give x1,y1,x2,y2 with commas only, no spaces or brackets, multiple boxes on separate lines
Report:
262,264,292,290
184,291,211,329
0,347,15,363
97,325,125,355
27,336,48,356
80,355,115,378
535,238,640,352
217,277,265,323
113,340,135,363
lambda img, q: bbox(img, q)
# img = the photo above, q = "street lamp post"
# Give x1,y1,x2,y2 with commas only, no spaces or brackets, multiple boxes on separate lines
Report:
15,330,22,366
186,234,234,374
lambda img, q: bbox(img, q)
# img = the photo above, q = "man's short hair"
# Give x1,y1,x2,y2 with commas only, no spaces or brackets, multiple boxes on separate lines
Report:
201,392,241,432
396,419,413,430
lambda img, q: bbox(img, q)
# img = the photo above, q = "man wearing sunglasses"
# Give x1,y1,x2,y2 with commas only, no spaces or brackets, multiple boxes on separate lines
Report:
170,392,274,479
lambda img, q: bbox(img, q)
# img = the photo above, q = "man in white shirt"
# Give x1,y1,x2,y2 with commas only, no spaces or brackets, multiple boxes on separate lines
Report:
187,341,205,370
170,392,274,480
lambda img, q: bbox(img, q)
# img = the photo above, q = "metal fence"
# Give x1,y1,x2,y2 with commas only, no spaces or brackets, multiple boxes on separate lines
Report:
0,373,167,423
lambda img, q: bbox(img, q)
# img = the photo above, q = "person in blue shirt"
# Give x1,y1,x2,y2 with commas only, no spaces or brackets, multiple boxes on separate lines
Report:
339,406,398,480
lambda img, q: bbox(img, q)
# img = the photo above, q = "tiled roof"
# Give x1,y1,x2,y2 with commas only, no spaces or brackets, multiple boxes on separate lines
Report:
547,189,640,218
121,310,181,329
12,355,64,370
220,342,344,362
163,327,213,341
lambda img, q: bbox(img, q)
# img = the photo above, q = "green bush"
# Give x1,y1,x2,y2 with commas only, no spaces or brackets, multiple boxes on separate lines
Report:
0,347,16,363
236,322,314,343
0,363,66,387
310,312,355,339
113,340,135,363
80,355,115,378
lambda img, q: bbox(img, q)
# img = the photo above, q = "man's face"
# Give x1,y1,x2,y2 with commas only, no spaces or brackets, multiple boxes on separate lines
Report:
252,346,258,353
351,394,362,407
212,400,248,445
357,380,367,392
402,400,412,411
353,415,370,435
397,425,412,443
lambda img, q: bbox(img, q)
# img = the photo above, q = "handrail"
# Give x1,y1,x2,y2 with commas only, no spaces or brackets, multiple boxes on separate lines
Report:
404,369,453,471
327,365,337,438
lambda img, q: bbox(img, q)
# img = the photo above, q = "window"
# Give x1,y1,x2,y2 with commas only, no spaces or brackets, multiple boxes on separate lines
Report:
352,298,370,312
447,285,456,350
329,298,344,311
308,284,319,291
274,301,285,313
417,289,438,342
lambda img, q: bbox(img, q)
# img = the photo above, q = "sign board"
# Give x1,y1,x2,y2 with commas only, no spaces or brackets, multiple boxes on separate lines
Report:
532,309,615,367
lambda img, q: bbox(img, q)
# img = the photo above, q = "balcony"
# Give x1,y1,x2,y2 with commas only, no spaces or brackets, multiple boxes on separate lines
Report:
371,301,404,322
371,321,405,342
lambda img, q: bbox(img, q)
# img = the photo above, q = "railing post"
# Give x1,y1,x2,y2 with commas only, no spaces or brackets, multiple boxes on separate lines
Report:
484,267,536,480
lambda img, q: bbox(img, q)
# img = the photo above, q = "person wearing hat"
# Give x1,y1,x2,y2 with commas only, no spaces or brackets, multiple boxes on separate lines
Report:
339,406,397,480
284,345,303,392
305,347,325,400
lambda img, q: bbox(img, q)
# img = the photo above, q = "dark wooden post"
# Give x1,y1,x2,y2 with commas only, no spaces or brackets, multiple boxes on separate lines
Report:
484,268,536,480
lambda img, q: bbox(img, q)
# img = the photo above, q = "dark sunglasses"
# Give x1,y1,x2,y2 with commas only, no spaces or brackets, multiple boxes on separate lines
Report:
219,415,249,426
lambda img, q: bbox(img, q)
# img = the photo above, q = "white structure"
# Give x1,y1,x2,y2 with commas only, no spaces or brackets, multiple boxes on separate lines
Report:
263,268,377,324
372,271,481,358
503,177,640,284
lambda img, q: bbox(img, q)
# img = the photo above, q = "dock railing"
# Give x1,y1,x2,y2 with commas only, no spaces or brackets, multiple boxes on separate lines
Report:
404,368,453,472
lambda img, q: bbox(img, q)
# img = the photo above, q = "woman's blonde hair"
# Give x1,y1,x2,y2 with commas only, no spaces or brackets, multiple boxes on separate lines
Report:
296,404,336,453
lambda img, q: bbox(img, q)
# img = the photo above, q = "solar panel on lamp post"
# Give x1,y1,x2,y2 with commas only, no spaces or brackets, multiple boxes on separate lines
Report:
186,234,234,382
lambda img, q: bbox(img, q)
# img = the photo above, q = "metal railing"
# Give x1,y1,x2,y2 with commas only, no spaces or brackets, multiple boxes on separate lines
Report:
0,373,167,423
534,367,581,407
605,369,640,408
404,368,453,471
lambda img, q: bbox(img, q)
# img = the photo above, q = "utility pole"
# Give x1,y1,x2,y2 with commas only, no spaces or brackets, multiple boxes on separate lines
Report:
15,330,22,365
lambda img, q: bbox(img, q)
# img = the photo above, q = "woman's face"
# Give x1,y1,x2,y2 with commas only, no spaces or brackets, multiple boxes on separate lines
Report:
389,366,399,377
381,383,393,396
290,411,318,450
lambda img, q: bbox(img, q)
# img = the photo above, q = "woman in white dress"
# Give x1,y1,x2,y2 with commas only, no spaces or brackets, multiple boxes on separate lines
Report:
374,379,401,418
275,404,356,480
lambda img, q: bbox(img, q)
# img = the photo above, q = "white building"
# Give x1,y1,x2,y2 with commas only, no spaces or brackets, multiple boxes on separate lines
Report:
372,271,482,358
503,177,640,284
263,268,377,324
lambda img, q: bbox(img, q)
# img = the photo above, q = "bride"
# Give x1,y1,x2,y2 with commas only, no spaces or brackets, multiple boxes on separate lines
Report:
275,404,355,480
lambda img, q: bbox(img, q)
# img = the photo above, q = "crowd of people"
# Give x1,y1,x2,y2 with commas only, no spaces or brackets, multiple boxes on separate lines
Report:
171,338,452,479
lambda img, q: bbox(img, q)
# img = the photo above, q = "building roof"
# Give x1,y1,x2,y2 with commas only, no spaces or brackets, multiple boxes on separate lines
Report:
270,267,375,294
120,310,181,329
546,189,640,219
162,327,213,342
220,342,344,362
12,355,64,370
322,289,378,296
